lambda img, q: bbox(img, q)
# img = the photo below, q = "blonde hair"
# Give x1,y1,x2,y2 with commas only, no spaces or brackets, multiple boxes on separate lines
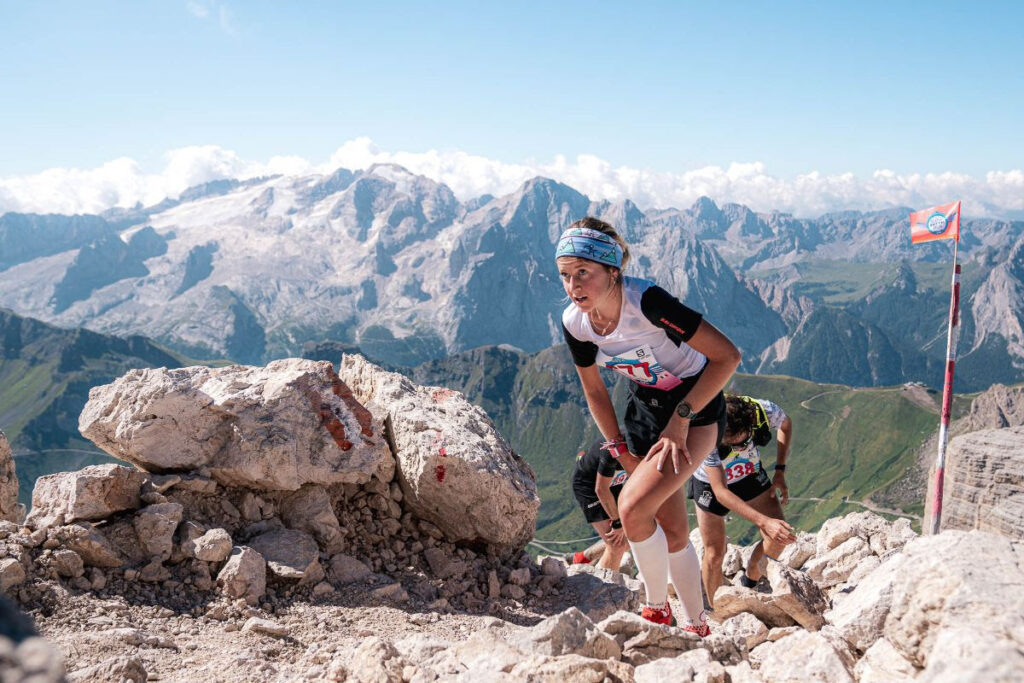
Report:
567,217,631,274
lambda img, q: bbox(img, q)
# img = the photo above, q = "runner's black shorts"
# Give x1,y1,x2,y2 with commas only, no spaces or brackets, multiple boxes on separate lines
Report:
572,466,628,523
622,365,727,459
687,466,773,516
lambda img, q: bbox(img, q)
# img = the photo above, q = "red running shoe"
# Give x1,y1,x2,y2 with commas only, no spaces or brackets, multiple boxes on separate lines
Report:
640,601,676,626
565,551,591,565
682,621,711,638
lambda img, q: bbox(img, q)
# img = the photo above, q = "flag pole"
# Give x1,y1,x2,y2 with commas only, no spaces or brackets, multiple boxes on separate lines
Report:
928,237,961,535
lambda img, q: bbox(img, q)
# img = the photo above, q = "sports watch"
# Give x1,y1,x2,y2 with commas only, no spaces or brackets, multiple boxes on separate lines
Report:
675,400,693,419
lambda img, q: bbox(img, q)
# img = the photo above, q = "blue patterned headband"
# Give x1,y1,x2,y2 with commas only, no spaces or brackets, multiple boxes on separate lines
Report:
555,227,624,268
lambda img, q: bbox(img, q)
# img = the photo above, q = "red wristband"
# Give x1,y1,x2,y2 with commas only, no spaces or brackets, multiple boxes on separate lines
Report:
600,437,629,459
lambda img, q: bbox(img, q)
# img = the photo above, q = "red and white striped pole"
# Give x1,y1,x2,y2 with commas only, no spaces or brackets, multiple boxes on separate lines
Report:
928,239,961,535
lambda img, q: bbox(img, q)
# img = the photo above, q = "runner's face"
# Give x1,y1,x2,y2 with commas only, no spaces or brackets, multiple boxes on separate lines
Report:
556,257,617,313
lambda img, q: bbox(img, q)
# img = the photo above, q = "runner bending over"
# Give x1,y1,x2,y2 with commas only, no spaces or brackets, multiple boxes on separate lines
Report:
689,394,796,608
570,439,634,570
556,217,741,635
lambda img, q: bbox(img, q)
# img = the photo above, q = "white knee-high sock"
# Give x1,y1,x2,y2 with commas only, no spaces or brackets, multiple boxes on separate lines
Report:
667,543,706,625
628,524,669,606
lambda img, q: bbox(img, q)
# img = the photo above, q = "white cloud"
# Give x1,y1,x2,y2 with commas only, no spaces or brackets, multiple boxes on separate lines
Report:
185,1,209,19
185,1,237,36
1,138,1022,219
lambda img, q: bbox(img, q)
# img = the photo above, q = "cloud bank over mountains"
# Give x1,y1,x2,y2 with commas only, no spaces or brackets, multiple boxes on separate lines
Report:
2,137,1022,218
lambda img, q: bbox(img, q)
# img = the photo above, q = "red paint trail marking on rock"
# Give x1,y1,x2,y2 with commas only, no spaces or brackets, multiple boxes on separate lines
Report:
435,464,446,483
432,388,456,403
439,446,447,457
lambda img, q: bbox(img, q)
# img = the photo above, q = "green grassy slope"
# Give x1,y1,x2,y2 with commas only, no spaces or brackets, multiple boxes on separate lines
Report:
0,309,189,506
412,346,979,548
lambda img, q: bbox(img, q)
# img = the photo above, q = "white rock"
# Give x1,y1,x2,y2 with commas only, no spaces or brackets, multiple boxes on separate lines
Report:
853,637,917,682
712,586,796,629
25,464,144,529
241,618,288,637
767,561,828,630
931,426,1024,539
279,485,344,553
339,354,539,548
635,649,724,683
722,543,744,576
843,554,881,587
508,653,634,682
247,528,319,580
816,511,888,556
803,535,872,587
719,612,769,650
216,546,266,605
826,529,1024,680
349,636,407,683
133,502,183,560
54,523,122,568
188,528,233,562
868,517,917,556
445,629,526,675
776,531,816,569
78,359,393,491
67,655,146,682
50,549,85,578
562,569,641,622
0,557,27,591
507,607,620,660
749,629,854,682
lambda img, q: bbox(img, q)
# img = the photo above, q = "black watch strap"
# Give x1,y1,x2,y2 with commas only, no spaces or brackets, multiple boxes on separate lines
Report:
610,519,623,529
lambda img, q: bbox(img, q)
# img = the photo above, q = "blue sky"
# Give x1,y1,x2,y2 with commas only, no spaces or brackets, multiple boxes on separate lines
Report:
1,1,1021,215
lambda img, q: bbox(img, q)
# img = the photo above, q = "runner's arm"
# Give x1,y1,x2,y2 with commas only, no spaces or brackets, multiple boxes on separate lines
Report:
575,363,627,445
775,416,792,468
647,320,740,471
706,465,795,545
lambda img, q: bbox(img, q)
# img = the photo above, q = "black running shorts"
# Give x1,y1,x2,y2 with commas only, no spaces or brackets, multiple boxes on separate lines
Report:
687,466,773,516
572,466,629,523
622,366,727,459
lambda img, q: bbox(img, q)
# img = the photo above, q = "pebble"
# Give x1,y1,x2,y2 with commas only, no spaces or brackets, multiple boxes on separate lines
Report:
241,617,289,638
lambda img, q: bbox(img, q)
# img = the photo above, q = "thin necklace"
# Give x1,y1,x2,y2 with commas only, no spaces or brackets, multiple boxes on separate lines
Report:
592,316,617,335
590,294,621,335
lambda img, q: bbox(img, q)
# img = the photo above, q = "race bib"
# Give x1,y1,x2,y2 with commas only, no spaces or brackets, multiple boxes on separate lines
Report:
610,470,629,488
722,448,762,484
602,345,682,391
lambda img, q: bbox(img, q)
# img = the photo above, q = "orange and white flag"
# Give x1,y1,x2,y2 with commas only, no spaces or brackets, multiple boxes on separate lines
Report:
910,200,961,244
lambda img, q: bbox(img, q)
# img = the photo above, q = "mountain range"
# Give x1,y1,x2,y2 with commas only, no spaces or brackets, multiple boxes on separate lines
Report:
2,165,1022,390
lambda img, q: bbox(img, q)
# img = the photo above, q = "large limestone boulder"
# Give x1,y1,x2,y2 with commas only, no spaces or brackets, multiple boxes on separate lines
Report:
79,359,393,491
25,464,145,529
0,430,25,523
825,530,1024,679
933,426,1024,539
339,354,539,548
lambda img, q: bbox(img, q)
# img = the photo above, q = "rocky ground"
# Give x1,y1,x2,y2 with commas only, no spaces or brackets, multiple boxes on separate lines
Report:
3,358,1024,681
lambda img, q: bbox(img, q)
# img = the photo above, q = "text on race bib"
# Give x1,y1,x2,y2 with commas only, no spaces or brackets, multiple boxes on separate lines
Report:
602,344,682,391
